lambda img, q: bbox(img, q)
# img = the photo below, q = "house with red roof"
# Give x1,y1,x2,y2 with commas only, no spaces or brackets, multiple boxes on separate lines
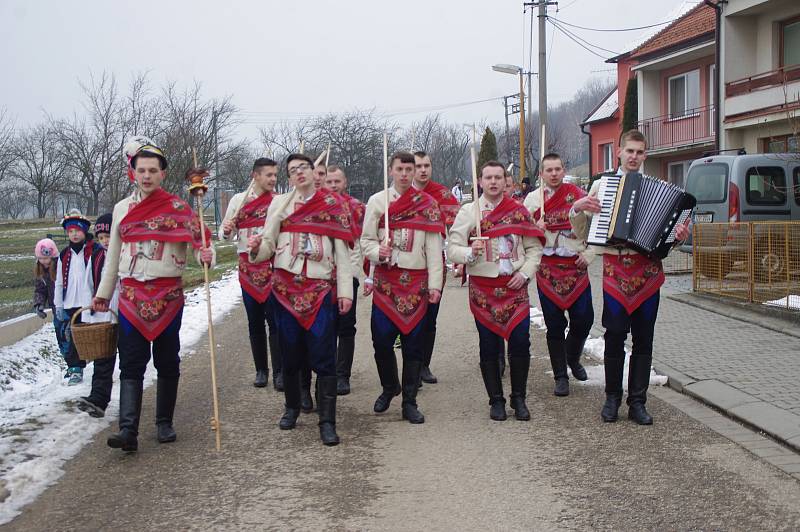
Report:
583,2,718,186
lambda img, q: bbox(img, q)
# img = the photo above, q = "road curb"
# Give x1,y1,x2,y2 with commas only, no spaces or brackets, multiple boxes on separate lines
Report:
654,363,800,453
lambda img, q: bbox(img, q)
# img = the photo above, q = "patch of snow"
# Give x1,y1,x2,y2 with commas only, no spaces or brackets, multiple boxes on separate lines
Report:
533,308,667,388
763,294,800,311
0,271,241,525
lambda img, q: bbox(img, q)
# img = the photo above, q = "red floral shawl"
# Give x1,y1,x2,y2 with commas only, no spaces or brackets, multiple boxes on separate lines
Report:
119,188,210,248
280,189,354,246
532,183,585,232
477,195,545,242
235,191,275,229
339,192,365,238
421,180,460,226
379,187,446,236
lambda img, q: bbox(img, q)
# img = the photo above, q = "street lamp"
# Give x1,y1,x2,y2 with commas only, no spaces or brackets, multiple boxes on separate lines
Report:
493,64,526,181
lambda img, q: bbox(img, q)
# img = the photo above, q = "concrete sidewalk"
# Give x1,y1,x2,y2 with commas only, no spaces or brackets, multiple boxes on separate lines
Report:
570,262,800,454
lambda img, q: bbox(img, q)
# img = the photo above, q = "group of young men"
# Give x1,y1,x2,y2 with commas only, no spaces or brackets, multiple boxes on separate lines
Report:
92,129,688,451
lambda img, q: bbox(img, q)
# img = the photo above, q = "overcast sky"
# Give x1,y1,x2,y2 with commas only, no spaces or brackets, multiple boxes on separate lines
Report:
0,0,698,140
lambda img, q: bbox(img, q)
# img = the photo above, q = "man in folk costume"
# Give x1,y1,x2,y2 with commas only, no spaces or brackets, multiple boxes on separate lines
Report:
524,153,594,397
448,161,543,421
412,151,460,385
361,152,445,424
248,154,353,446
571,130,690,425
92,141,214,452
323,164,365,395
220,158,280,390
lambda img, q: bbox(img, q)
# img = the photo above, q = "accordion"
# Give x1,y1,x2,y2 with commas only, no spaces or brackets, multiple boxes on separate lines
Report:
587,172,696,259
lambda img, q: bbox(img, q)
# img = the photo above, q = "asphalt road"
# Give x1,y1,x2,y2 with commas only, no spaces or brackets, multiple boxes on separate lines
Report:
4,279,800,531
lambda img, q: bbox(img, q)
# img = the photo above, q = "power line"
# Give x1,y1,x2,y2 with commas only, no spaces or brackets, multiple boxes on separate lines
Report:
558,0,581,11
549,18,621,56
550,17,675,32
547,19,610,59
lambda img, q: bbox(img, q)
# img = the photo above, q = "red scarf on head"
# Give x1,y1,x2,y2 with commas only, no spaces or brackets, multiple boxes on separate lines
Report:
379,187,446,236
532,183,585,232
280,189,354,246
235,191,275,229
476,195,545,242
338,192,365,238
119,188,210,248
420,180,460,226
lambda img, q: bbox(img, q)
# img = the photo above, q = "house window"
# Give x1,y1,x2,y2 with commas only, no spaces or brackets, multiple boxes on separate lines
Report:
668,70,700,118
793,167,800,206
782,17,800,67
668,161,691,188
764,134,800,153
601,143,615,170
745,167,786,205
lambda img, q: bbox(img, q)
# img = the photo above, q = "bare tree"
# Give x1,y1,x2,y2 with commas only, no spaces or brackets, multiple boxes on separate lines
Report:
0,108,15,186
0,182,30,219
11,123,68,218
54,72,126,215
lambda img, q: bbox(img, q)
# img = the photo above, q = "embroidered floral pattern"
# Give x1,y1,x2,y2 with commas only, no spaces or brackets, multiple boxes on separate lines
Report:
122,286,182,322
469,284,526,325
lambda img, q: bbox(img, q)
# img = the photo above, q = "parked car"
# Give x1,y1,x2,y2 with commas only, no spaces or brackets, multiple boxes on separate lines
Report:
683,152,800,279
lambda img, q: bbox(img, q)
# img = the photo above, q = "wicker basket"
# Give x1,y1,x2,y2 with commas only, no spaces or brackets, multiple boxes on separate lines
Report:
70,307,118,361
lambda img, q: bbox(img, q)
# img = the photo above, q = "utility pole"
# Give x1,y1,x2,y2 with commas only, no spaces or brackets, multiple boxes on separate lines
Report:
525,1,557,164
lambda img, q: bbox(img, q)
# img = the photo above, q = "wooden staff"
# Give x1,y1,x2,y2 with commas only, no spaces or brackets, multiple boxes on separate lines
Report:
313,142,331,167
540,123,546,219
229,179,256,223
470,126,487,240
188,147,222,452
324,142,331,167
382,132,390,246
299,139,305,155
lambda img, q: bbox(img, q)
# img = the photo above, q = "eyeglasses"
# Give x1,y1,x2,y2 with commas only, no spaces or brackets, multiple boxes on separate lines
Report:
288,163,311,176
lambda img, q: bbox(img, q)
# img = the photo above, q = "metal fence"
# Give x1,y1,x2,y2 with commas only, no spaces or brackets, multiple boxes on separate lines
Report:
692,221,800,311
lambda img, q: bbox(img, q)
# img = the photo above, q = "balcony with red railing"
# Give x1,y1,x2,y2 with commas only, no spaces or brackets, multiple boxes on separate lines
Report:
726,64,800,98
637,104,716,152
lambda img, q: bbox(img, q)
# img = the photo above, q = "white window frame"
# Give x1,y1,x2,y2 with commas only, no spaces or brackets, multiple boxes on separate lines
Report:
668,161,692,188
709,64,716,135
602,143,614,171
668,69,701,120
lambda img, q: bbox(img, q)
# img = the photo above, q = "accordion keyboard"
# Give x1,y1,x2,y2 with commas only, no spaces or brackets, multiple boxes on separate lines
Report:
587,174,621,246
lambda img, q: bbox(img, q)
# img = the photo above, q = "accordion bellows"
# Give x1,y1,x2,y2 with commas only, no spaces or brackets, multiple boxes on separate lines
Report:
588,172,696,259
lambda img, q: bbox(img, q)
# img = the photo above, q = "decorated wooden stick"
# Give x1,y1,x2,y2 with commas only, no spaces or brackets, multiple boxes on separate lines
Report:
299,139,305,155
540,123,546,218
382,132,390,246
324,142,331,167
187,147,222,452
470,126,487,240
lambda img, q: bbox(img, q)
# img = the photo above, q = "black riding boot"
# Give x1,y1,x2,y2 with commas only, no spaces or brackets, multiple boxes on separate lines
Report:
401,360,425,424
420,330,438,384
250,333,268,388
547,336,570,397
336,336,355,396
300,367,314,413
155,376,179,443
565,332,588,381
269,335,283,391
509,356,531,420
627,354,654,425
107,379,142,452
479,358,507,421
601,339,625,422
317,376,340,446
279,370,301,430
373,351,401,413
